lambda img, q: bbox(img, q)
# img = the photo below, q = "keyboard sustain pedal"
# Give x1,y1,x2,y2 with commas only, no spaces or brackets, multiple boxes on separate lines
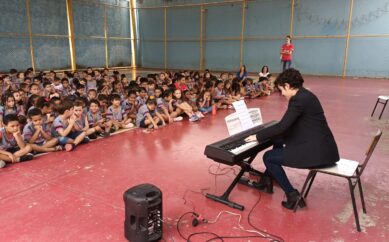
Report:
239,177,259,189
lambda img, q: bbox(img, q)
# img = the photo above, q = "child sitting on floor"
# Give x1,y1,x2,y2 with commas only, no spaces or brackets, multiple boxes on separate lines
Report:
121,90,137,123
136,87,148,108
0,95,24,126
51,100,87,152
245,78,261,98
172,89,199,122
106,94,134,131
212,80,233,109
73,100,103,139
0,114,33,168
97,94,109,118
154,88,172,124
162,90,183,122
87,99,111,137
23,108,62,153
197,90,213,114
136,96,165,129
183,90,204,119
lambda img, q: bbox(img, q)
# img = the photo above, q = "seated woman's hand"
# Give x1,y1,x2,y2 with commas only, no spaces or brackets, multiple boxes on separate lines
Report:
244,135,257,143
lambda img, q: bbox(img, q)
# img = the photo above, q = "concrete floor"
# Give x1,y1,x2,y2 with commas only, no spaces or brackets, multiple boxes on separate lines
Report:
0,75,388,241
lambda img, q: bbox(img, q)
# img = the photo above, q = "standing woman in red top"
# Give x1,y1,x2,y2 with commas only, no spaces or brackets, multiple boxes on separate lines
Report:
280,35,294,72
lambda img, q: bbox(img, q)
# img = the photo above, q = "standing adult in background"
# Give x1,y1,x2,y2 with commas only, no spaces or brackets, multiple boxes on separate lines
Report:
280,35,294,72
236,65,248,86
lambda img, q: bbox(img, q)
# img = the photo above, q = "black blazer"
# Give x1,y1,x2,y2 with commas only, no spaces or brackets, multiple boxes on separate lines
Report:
257,87,339,168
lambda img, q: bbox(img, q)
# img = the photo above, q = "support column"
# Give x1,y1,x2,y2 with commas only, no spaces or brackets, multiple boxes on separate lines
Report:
290,0,295,36
103,6,109,68
200,6,204,71
26,0,36,72
129,0,137,68
65,0,76,71
164,7,167,70
342,0,354,78
239,0,246,66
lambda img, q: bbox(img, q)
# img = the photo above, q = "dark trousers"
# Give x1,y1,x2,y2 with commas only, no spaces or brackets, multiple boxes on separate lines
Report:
263,140,295,194
282,60,292,72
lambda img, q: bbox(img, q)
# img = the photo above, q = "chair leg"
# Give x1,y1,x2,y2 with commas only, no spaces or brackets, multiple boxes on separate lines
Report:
304,171,317,198
357,178,367,214
349,179,361,232
378,100,388,120
371,99,379,117
293,170,315,212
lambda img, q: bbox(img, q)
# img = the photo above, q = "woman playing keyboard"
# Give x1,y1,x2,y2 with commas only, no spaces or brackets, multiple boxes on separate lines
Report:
245,68,339,210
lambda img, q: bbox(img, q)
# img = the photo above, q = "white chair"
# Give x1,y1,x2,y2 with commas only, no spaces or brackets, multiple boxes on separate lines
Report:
371,95,389,119
294,130,382,232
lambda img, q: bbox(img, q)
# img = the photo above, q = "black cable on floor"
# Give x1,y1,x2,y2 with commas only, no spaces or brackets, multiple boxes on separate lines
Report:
247,192,285,242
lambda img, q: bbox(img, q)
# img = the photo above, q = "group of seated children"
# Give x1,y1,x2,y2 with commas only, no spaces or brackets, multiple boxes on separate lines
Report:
0,65,275,168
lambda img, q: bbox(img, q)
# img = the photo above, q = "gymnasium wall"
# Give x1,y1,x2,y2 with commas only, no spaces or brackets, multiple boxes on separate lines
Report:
0,0,133,72
136,0,389,78
2,0,389,78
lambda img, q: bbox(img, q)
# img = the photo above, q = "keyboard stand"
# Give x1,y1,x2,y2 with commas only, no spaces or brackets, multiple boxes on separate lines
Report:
206,154,263,211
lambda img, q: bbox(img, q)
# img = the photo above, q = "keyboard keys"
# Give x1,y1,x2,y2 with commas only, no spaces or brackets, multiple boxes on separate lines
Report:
229,141,259,154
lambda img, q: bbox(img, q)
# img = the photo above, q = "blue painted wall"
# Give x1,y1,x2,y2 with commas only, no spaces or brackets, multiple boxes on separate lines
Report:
0,0,33,72
0,0,132,72
136,0,389,77
2,0,389,77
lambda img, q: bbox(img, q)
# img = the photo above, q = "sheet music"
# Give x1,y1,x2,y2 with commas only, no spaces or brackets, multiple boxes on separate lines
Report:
232,100,254,131
225,104,263,136
225,116,242,136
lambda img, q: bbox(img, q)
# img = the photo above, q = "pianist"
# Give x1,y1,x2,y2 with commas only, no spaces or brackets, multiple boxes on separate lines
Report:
245,68,339,210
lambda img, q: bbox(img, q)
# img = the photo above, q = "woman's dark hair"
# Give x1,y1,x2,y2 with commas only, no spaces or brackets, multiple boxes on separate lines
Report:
275,68,304,89
240,65,246,72
261,65,269,73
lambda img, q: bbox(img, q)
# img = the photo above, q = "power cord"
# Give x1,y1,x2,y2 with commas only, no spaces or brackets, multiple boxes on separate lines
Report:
176,195,284,242
167,163,285,242
176,212,224,242
246,193,285,242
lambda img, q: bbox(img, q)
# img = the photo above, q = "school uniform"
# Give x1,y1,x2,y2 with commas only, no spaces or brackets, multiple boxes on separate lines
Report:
0,128,19,153
136,105,156,128
23,122,52,145
106,106,125,122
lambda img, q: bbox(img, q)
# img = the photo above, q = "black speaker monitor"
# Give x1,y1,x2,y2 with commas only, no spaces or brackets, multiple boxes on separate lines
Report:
123,183,163,242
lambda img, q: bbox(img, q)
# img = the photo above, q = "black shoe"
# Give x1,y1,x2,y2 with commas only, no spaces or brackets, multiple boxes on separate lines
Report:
99,132,110,137
81,137,90,144
19,153,34,162
281,190,306,210
253,175,273,194
88,134,98,140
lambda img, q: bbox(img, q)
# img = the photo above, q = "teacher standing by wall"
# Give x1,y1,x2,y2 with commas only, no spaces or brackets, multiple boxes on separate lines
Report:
280,35,294,72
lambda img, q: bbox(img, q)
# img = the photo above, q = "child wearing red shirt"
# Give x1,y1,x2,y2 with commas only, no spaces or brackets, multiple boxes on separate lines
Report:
280,35,294,72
